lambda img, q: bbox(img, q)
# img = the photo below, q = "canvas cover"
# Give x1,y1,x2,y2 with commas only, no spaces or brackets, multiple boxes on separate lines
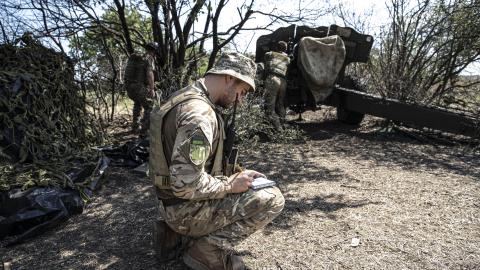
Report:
297,35,346,102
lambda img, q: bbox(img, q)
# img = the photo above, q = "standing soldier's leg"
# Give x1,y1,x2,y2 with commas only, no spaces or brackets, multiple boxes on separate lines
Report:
140,97,153,134
275,78,287,125
127,83,143,132
132,101,142,132
264,76,282,130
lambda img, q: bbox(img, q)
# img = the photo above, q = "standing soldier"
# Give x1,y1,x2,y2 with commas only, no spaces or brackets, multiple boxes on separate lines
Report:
264,41,290,130
124,42,158,134
149,52,285,270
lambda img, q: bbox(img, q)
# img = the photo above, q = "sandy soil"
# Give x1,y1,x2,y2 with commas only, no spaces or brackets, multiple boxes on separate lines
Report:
1,110,479,270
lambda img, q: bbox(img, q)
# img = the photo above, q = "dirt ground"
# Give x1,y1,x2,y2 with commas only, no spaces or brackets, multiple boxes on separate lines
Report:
1,110,479,270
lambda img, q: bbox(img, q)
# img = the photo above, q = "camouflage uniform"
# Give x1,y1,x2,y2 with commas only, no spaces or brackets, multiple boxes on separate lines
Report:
125,53,155,132
149,53,284,263
264,51,290,130
152,80,284,250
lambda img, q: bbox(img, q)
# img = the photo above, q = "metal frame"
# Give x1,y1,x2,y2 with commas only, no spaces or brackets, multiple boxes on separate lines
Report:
324,87,477,137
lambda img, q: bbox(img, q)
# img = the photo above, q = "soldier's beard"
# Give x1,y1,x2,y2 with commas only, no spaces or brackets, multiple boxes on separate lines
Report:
218,85,238,108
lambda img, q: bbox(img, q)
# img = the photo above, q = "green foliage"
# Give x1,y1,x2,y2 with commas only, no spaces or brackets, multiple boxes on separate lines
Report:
196,56,210,77
68,8,153,121
70,8,151,60
68,8,152,86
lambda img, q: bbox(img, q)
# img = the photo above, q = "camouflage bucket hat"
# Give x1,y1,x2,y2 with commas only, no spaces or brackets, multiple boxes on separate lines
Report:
206,52,257,91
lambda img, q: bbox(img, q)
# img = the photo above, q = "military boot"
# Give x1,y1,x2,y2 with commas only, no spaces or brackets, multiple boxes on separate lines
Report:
153,220,182,262
132,102,142,133
183,238,245,270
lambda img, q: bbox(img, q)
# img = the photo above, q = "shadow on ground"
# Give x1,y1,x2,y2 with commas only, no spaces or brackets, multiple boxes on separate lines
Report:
1,168,185,270
2,114,478,270
266,193,383,232
290,118,480,181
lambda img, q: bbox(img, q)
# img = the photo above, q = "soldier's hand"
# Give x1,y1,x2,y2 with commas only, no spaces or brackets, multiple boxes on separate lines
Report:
242,169,266,179
227,170,266,193
228,173,252,193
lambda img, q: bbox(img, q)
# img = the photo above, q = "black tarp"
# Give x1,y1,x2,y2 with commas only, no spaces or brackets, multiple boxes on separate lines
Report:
0,156,109,246
0,137,150,246
100,138,149,167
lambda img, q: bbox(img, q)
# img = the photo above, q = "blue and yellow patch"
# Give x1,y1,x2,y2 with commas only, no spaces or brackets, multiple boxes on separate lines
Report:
189,129,209,166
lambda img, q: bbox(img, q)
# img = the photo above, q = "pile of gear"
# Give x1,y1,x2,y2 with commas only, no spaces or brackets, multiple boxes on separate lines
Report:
0,36,106,246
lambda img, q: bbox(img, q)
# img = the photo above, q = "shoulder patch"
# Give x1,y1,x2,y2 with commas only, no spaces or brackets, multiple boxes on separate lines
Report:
189,128,210,166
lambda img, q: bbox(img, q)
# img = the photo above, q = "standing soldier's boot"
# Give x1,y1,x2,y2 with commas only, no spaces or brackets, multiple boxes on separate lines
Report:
139,100,153,136
153,220,182,262
132,102,142,133
183,238,245,270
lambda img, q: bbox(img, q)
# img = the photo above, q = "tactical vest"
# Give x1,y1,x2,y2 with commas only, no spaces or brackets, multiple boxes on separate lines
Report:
265,51,290,78
149,83,225,190
124,53,148,84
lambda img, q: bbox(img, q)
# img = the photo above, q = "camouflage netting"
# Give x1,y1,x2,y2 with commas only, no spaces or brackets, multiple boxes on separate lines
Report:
0,39,104,191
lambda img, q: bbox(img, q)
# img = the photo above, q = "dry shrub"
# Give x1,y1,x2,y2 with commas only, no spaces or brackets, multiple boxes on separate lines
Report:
235,94,304,148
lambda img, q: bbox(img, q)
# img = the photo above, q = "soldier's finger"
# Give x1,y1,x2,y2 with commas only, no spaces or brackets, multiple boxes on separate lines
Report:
256,172,267,179
238,178,251,189
240,171,253,179
247,170,265,179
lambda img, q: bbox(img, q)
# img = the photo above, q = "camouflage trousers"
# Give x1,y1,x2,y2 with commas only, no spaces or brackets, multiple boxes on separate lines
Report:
126,82,153,132
264,75,287,130
158,186,284,249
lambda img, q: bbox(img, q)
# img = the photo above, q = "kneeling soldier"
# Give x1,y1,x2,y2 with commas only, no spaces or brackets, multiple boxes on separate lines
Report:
149,52,285,270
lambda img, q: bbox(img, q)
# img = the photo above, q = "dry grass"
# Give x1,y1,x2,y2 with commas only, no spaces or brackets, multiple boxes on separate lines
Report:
1,109,479,270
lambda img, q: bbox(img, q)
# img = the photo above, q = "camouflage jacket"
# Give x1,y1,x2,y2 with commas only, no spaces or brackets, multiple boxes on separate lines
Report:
150,80,230,200
124,53,155,85
265,51,290,77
